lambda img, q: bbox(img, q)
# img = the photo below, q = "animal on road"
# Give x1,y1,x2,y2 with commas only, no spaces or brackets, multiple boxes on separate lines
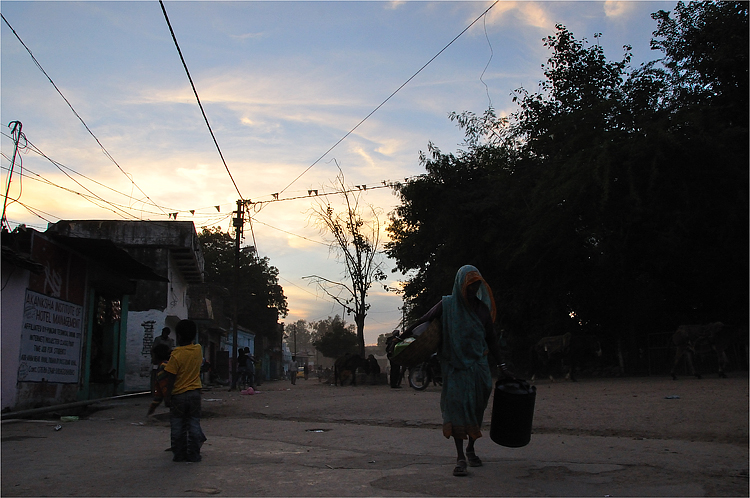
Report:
334,353,370,386
670,322,736,379
530,332,602,382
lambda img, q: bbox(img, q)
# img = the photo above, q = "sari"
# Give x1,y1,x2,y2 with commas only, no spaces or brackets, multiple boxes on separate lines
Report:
439,265,497,440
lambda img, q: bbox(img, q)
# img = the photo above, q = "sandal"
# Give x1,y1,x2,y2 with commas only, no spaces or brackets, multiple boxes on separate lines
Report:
466,450,482,467
453,459,468,477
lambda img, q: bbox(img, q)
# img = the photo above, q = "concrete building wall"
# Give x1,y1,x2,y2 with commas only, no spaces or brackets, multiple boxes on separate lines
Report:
123,251,191,392
1,265,30,410
124,309,178,391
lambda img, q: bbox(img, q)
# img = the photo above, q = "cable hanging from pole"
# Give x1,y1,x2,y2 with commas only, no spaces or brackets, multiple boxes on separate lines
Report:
2,121,26,229
158,0,244,201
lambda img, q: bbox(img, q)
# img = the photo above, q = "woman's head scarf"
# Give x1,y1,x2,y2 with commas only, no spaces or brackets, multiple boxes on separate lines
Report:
441,265,496,369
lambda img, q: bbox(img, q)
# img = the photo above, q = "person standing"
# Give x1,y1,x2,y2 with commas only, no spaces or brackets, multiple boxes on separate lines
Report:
386,330,406,388
289,356,298,385
146,344,172,416
244,347,255,388
151,327,174,392
404,265,513,477
163,319,205,463
236,348,248,388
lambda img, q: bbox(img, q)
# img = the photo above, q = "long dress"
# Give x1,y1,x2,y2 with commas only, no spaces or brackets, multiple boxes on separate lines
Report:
438,265,500,440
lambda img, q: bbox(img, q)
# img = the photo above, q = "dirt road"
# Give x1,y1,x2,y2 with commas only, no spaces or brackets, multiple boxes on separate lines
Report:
203,374,749,444
2,374,747,496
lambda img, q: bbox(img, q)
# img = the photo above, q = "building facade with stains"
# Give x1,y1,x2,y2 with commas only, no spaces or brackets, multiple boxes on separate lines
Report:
1,226,167,411
45,220,205,392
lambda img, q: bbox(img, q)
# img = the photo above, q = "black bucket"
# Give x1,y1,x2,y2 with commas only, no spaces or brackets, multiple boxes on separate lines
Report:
490,378,536,448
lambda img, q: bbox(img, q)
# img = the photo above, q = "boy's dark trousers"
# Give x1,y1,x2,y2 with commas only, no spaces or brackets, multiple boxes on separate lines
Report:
169,389,204,461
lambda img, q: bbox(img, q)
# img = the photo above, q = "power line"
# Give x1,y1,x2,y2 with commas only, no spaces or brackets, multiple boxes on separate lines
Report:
0,161,138,220
158,0,243,201
275,0,500,198
249,217,329,247
2,121,26,229
0,159,231,226
1,132,241,226
3,131,175,214
0,13,166,218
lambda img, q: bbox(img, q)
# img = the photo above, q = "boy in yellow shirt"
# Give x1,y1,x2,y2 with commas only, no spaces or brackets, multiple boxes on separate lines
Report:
164,319,205,462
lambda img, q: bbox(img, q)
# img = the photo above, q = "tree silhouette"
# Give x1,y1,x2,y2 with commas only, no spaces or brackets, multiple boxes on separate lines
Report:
305,167,387,357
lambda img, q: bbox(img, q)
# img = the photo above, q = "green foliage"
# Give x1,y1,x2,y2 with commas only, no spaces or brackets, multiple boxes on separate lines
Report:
198,227,288,340
311,315,358,358
651,0,748,114
386,3,748,370
285,319,314,353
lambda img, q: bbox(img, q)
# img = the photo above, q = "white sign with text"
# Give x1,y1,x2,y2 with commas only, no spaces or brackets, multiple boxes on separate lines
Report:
18,289,83,383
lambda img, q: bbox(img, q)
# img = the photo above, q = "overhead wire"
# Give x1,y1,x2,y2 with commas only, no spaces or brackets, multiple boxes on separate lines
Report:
17,133,174,214
273,0,500,200
0,13,166,218
2,121,27,229
0,157,230,225
249,218,329,247
0,161,141,220
158,1,257,250
158,0,242,201
1,132,227,222
480,10,495,109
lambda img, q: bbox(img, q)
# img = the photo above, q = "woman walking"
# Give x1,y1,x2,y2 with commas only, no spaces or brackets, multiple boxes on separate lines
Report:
405,265,513,476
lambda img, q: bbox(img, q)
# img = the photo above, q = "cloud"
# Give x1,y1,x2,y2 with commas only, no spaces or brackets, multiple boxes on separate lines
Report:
604,1,636,19
229,32,264,41
485,1,552,30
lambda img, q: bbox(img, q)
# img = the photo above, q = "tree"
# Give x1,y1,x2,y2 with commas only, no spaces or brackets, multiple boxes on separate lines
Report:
285,319,314,354
305,167,387,357
199,227,288,342
651,0,748,117
311,315,358,358
387,5,748,372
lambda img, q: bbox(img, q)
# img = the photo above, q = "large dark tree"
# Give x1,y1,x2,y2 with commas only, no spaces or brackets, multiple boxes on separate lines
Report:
386,2,748,372
199,227,288,342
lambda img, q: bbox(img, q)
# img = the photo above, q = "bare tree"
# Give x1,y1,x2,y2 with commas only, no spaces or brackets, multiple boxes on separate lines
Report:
304,167,386,357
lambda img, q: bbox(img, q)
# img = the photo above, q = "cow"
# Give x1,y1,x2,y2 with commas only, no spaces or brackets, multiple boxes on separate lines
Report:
670,322,736,379
530,332,602,382
334,353,370,386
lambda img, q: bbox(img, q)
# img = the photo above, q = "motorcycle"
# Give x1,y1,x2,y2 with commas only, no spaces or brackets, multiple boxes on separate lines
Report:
408,353,442,391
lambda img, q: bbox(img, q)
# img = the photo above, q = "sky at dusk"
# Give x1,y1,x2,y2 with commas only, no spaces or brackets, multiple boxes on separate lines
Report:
1,1,675,345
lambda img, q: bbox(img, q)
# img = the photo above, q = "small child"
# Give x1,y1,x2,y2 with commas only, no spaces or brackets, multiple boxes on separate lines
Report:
163,319,205,462
146,344,171,416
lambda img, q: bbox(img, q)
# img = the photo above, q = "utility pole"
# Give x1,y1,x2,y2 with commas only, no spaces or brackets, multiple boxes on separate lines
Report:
230,199,243,390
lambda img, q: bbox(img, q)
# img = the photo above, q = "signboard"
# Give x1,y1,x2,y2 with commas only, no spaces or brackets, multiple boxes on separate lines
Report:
17,289,83,383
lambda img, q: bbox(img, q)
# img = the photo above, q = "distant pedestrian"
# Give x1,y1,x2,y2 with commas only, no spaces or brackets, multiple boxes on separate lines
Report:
289,356,298,385
146,344,171,416
163,319,206,463
236,348,249,388
386,330,405,388
151,327,174,391
244,347,255,388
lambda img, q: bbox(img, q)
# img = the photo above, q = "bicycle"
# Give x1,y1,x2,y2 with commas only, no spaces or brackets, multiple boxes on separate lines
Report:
408,353,442,391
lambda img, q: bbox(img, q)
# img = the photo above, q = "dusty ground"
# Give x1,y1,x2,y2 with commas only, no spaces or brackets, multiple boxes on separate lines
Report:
204,373,748,445
2,373,747,496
